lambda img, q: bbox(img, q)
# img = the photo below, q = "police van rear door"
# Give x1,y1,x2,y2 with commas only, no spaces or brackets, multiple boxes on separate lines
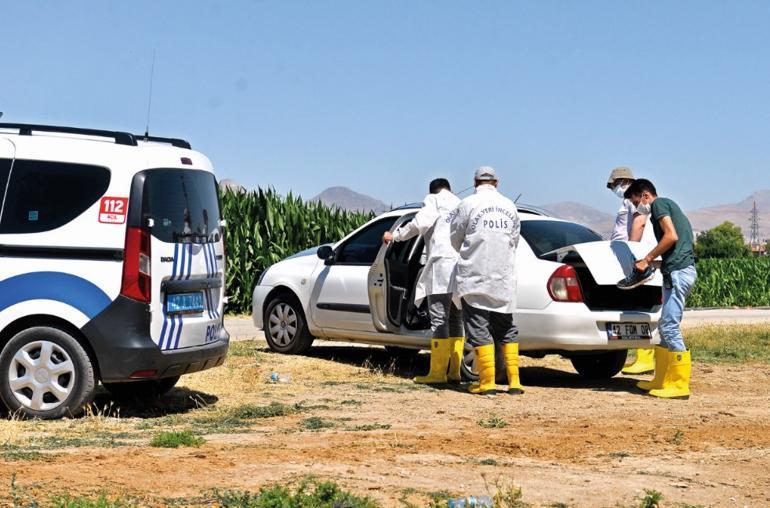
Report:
139,169,226,350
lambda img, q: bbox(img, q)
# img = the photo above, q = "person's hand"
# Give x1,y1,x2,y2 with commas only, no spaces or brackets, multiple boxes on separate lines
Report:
634,258,650,272
382,231,393,244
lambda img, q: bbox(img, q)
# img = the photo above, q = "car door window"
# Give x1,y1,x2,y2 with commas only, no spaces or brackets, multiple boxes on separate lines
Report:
336,217,398,265
0,159,11,209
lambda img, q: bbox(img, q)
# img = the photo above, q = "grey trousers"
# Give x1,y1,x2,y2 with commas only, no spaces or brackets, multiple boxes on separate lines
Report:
461,298,519,348
427,293,464,339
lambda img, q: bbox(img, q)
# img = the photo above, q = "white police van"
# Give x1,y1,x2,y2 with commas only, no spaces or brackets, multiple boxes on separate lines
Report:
0,123,229,419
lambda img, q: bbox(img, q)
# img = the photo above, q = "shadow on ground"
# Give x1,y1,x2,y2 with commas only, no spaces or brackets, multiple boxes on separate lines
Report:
256,343,642,394
89,387,219,418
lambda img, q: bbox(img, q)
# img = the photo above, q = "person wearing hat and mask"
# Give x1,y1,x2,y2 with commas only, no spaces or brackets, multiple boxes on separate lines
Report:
449,166,523,395
606,167,657,375
383,178,463,384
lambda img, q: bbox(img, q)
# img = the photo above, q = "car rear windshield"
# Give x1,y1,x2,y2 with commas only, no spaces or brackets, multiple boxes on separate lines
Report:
521,220,602,257
142,169,222,244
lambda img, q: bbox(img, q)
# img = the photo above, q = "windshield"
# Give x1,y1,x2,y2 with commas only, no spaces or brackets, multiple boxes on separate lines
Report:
521,220,602,257
142,169,222,243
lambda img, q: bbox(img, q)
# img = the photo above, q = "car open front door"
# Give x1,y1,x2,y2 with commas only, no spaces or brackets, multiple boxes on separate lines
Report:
368,213,417,333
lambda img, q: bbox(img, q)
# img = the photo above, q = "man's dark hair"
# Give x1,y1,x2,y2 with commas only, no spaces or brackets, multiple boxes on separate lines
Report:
624,178,657,199
429,178,451,194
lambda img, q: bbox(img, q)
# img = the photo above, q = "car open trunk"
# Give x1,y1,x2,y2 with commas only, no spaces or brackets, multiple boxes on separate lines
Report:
542,241,663,312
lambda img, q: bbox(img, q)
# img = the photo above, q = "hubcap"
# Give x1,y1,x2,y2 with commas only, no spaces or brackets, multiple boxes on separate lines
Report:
8,340,75,411
268,303,298,346
463,346,478,376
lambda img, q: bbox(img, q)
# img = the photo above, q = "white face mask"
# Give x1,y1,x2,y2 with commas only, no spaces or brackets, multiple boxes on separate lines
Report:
612,183,630,199
636,202,652,215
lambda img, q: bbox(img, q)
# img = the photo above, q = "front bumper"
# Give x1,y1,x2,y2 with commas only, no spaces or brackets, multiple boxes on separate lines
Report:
252,284,273,329
81,295,230,383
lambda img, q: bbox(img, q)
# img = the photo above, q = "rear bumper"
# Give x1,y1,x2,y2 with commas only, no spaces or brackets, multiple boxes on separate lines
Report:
81,295,229,383
517,302,661,351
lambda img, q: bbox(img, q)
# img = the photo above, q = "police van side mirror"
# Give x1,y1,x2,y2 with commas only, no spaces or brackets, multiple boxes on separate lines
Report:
317,245,335,265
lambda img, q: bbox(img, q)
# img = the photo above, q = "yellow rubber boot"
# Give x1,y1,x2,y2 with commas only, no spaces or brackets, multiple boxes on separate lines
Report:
468,344,496,394
649,351,691,400
622,348,655,375
447,337,465,383
414,339,451,384
637,346,669,391
502,343,524,394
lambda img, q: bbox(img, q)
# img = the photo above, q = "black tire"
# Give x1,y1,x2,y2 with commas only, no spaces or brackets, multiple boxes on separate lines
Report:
0,326,96,419
263,293,314,354
103,376,180,400
570,350,628,379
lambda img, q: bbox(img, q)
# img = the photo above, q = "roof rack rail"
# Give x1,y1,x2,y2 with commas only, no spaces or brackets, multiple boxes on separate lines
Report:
135,134,191,149
0,123,137,146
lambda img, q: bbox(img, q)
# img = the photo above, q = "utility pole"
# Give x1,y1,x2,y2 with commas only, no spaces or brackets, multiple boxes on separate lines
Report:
749,200,761,251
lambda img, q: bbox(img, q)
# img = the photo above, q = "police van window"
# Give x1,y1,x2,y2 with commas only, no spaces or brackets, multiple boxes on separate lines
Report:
521,220,602,257
142,169,222,244
0,160,110,234
336,217,398,265
0,159,10,206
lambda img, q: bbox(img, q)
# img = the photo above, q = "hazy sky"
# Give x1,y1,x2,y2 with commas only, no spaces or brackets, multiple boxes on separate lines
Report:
3,1,769,212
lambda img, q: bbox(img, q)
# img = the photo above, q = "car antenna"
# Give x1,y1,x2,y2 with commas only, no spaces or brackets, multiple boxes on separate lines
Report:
456,184,475,197
143,50,156,140
514,193,522,203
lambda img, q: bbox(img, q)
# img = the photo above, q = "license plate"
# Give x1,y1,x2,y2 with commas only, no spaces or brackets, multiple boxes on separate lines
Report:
606,322,652,340
166,292,204,314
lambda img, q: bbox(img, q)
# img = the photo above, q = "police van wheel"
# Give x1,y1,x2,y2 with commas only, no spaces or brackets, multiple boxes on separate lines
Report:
570,350,628,379
264,294,314,354
0,327,96,419
103,376,180,400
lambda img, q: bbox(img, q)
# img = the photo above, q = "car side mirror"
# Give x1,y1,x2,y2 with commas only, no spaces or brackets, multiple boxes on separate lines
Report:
317,245,335,265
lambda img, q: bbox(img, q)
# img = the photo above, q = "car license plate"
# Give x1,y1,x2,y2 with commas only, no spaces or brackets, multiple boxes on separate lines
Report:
606,322,652,340
166,292,204,314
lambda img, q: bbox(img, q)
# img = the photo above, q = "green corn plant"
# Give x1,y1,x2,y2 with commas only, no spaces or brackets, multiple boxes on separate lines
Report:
689,258,770,308
219,187,374,314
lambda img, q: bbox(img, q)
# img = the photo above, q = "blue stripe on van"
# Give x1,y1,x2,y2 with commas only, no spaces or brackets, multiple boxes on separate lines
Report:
171,243,179,280
0,272,111,320
185,244,192,280
178,243,187,280
173,314,184,349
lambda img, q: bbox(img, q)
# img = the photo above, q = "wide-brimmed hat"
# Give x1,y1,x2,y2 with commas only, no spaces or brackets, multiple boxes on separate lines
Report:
606,166,635,188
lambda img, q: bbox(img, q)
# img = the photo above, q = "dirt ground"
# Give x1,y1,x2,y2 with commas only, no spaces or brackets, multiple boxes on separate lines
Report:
1,339,769,507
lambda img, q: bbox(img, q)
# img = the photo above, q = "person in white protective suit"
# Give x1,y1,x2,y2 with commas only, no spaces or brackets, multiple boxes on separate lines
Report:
606,167,658,375
383,178,463,384
450,166,523,395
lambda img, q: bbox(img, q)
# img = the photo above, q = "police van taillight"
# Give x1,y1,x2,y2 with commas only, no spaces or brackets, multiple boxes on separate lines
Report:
121,226,152,303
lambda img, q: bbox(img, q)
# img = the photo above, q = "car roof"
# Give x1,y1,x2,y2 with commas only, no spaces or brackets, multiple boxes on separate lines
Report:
388,201,556,219
0,123,213,173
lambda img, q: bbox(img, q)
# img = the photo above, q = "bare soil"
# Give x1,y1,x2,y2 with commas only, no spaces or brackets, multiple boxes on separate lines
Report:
2,341,769,507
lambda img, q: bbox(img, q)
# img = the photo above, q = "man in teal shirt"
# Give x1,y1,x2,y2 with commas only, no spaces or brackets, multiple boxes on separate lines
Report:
622,179,697,400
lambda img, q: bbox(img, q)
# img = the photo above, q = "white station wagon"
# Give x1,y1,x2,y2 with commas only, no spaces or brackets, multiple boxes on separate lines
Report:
252,204,662,380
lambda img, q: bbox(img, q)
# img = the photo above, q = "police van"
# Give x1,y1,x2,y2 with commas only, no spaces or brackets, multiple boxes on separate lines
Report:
0,123,229,419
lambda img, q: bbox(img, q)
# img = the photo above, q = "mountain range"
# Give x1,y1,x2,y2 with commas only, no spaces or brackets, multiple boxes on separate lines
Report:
219,180,769,241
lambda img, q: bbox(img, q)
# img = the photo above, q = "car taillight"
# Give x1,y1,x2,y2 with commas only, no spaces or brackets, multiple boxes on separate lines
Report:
121,226,152,303
547,265,584,302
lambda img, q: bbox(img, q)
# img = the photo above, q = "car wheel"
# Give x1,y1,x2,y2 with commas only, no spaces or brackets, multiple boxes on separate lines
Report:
570,350,628,379
0,326,96,419
103,376,180,400
264,294,314,354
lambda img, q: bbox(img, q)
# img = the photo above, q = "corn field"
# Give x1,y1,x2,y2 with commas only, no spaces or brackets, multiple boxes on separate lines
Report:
220,188,374,314
219,188,769,314
689,258,770,308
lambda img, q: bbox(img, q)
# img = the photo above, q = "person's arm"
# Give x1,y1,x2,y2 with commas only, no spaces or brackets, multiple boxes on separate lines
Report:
449,204,468,252
383,197,439,243
635,216,677,271
510,211,521,249
629,213,646,242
